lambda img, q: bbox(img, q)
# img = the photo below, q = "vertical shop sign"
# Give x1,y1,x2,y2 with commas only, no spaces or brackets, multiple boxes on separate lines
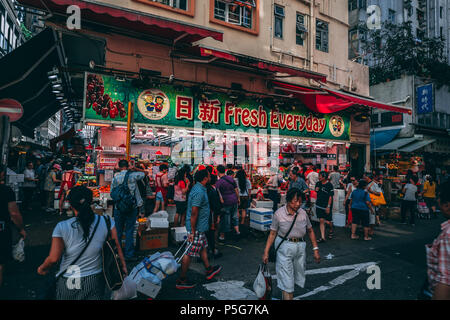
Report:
416,84,433,114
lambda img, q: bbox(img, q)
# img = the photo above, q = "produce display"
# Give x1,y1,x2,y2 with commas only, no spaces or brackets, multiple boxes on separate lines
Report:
86,74,126,119
75,175,97,186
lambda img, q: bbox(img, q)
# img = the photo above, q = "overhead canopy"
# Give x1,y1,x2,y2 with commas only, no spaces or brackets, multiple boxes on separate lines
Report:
370,129,401,151
0,28,64,137
197,47,327,82
272,81,412,114
398,139,436,153
18,0,223,44
374,137,418,151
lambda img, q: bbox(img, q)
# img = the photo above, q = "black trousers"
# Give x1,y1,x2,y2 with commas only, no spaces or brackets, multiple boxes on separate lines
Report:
401,200,416,224
267,190,280,212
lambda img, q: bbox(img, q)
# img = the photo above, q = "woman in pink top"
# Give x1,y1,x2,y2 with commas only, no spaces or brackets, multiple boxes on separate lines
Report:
173,167,190,227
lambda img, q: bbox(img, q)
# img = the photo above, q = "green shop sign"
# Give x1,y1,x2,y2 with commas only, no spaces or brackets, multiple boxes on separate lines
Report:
83,73,350,141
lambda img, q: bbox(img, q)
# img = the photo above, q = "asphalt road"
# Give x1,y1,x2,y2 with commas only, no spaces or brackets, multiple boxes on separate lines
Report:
0,206,444,300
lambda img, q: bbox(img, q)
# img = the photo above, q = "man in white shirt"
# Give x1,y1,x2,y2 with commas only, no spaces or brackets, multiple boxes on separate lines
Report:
307,166,319,192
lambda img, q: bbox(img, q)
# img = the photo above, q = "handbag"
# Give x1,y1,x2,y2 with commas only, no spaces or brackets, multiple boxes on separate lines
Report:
102,215,125,291
42,216,100,300
253,263,272,300
368,182,386,206
268,210,299,263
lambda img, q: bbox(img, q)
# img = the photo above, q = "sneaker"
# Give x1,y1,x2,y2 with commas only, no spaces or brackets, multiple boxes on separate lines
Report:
205,265,222,280
176,278,196,290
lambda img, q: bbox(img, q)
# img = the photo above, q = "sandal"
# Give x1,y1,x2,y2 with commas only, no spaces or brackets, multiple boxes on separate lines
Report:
328,232,334,240
351,235,360,240
364,237,372,241
317,238,326,243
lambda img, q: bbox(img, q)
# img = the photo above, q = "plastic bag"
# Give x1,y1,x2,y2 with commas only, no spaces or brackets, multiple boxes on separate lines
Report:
253,264,272,300
12,238,25,262
112,276,137,300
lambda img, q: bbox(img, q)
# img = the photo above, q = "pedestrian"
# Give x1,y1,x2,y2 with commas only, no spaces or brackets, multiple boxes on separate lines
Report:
0,165,26,288
216,165,240,241
401,175,419,226
206,172,223,259
22,161,38,212
154,164,169,212
36,159,48,208
58,162,82,215
329,166,342,190
235,168,251,226
262,188,320,300
288,167,309,196
366,173,384,231
421,181,450,300
37,186,127,300
344,176,358,227
315,171,334,242
266,171,281,212
173,167,190,227
350,180,375,241
43,164,61,213
422,175,437,219
306,165,319,191
176,169,222,289
111,160,146,261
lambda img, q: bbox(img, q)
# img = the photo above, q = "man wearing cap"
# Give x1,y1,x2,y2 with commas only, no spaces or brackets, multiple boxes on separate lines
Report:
43,164,61,213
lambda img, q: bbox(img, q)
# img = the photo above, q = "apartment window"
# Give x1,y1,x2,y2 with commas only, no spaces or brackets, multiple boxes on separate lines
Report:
151,0,188,10
274,5,284,39
349,28,360,58
349,0,366,11
388,9,396,23
214,0,255,29
316,19,328,52
439,113,446,128
440,27,444,40
296,13,306,45
440,6,443,19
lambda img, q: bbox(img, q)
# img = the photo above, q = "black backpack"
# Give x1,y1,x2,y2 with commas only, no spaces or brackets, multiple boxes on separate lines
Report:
110,171,136,214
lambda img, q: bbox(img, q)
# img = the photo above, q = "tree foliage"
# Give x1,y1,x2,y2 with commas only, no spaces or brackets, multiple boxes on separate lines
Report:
360,21,450,89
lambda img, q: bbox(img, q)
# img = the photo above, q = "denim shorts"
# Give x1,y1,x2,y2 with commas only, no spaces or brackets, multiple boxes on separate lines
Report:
156,191,164,202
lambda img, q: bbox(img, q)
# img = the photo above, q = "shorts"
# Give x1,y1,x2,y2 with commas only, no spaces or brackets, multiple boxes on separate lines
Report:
351,208,370,227
275,237,307,293
186,232,208,258
175,201,187,215
239,196,249,210
424,197,437,209
316,207,332,222
156,192,164,202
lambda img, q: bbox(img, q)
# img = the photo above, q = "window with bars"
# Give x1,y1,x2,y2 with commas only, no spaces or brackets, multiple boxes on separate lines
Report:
214,0,254,29
151,0,188,10
296,13,306,45
316,19,328,52
274,4,284,39
388,9,396,23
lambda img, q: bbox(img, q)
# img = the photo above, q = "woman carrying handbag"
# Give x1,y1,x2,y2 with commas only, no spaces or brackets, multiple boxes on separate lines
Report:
38,186,127,300
262,188,321,300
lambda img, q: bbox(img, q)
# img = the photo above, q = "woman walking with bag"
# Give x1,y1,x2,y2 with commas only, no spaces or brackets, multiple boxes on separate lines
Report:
262,188,320,300
37,186,127,300
235,168,251,226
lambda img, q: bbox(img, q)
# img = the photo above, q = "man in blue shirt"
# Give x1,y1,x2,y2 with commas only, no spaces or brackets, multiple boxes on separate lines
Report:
176,169,222,289
111,160,146,261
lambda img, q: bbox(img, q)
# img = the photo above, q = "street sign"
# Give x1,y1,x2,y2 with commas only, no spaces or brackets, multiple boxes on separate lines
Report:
416,84,433,114
0,99,23,122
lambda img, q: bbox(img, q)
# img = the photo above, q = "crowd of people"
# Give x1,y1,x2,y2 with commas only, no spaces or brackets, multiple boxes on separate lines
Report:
0,157,448,300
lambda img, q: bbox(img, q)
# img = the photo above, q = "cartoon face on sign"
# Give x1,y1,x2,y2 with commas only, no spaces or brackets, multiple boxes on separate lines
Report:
137,89,170,120
329,116,345,137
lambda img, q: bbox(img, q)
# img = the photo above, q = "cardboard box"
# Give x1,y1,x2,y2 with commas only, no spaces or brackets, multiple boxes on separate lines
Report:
139,228,168,251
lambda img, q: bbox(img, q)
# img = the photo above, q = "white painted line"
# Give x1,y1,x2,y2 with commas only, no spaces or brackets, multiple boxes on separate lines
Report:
203,281,258,300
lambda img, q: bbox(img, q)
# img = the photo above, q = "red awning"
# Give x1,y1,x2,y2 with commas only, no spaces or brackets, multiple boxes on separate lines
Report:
199,47,327,83
273,81,412,114
18,0,223,43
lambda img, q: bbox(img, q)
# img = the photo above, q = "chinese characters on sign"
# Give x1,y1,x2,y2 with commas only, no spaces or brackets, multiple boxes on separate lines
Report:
417,84,433,114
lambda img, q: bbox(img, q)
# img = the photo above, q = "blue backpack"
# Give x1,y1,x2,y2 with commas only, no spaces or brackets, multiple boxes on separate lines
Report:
110,171,136,214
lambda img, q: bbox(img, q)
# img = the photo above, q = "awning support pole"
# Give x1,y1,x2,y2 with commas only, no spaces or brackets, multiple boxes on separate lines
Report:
126,101,134,161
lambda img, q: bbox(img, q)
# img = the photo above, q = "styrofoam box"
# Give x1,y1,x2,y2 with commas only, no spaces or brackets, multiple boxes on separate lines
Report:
250,219,272,232
152,211,169,219
137,278,161,298
251,200,274,209
171,227,187,242
332,213,346,227
249,208,273,223
166,205,176,223
150,217,169,228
